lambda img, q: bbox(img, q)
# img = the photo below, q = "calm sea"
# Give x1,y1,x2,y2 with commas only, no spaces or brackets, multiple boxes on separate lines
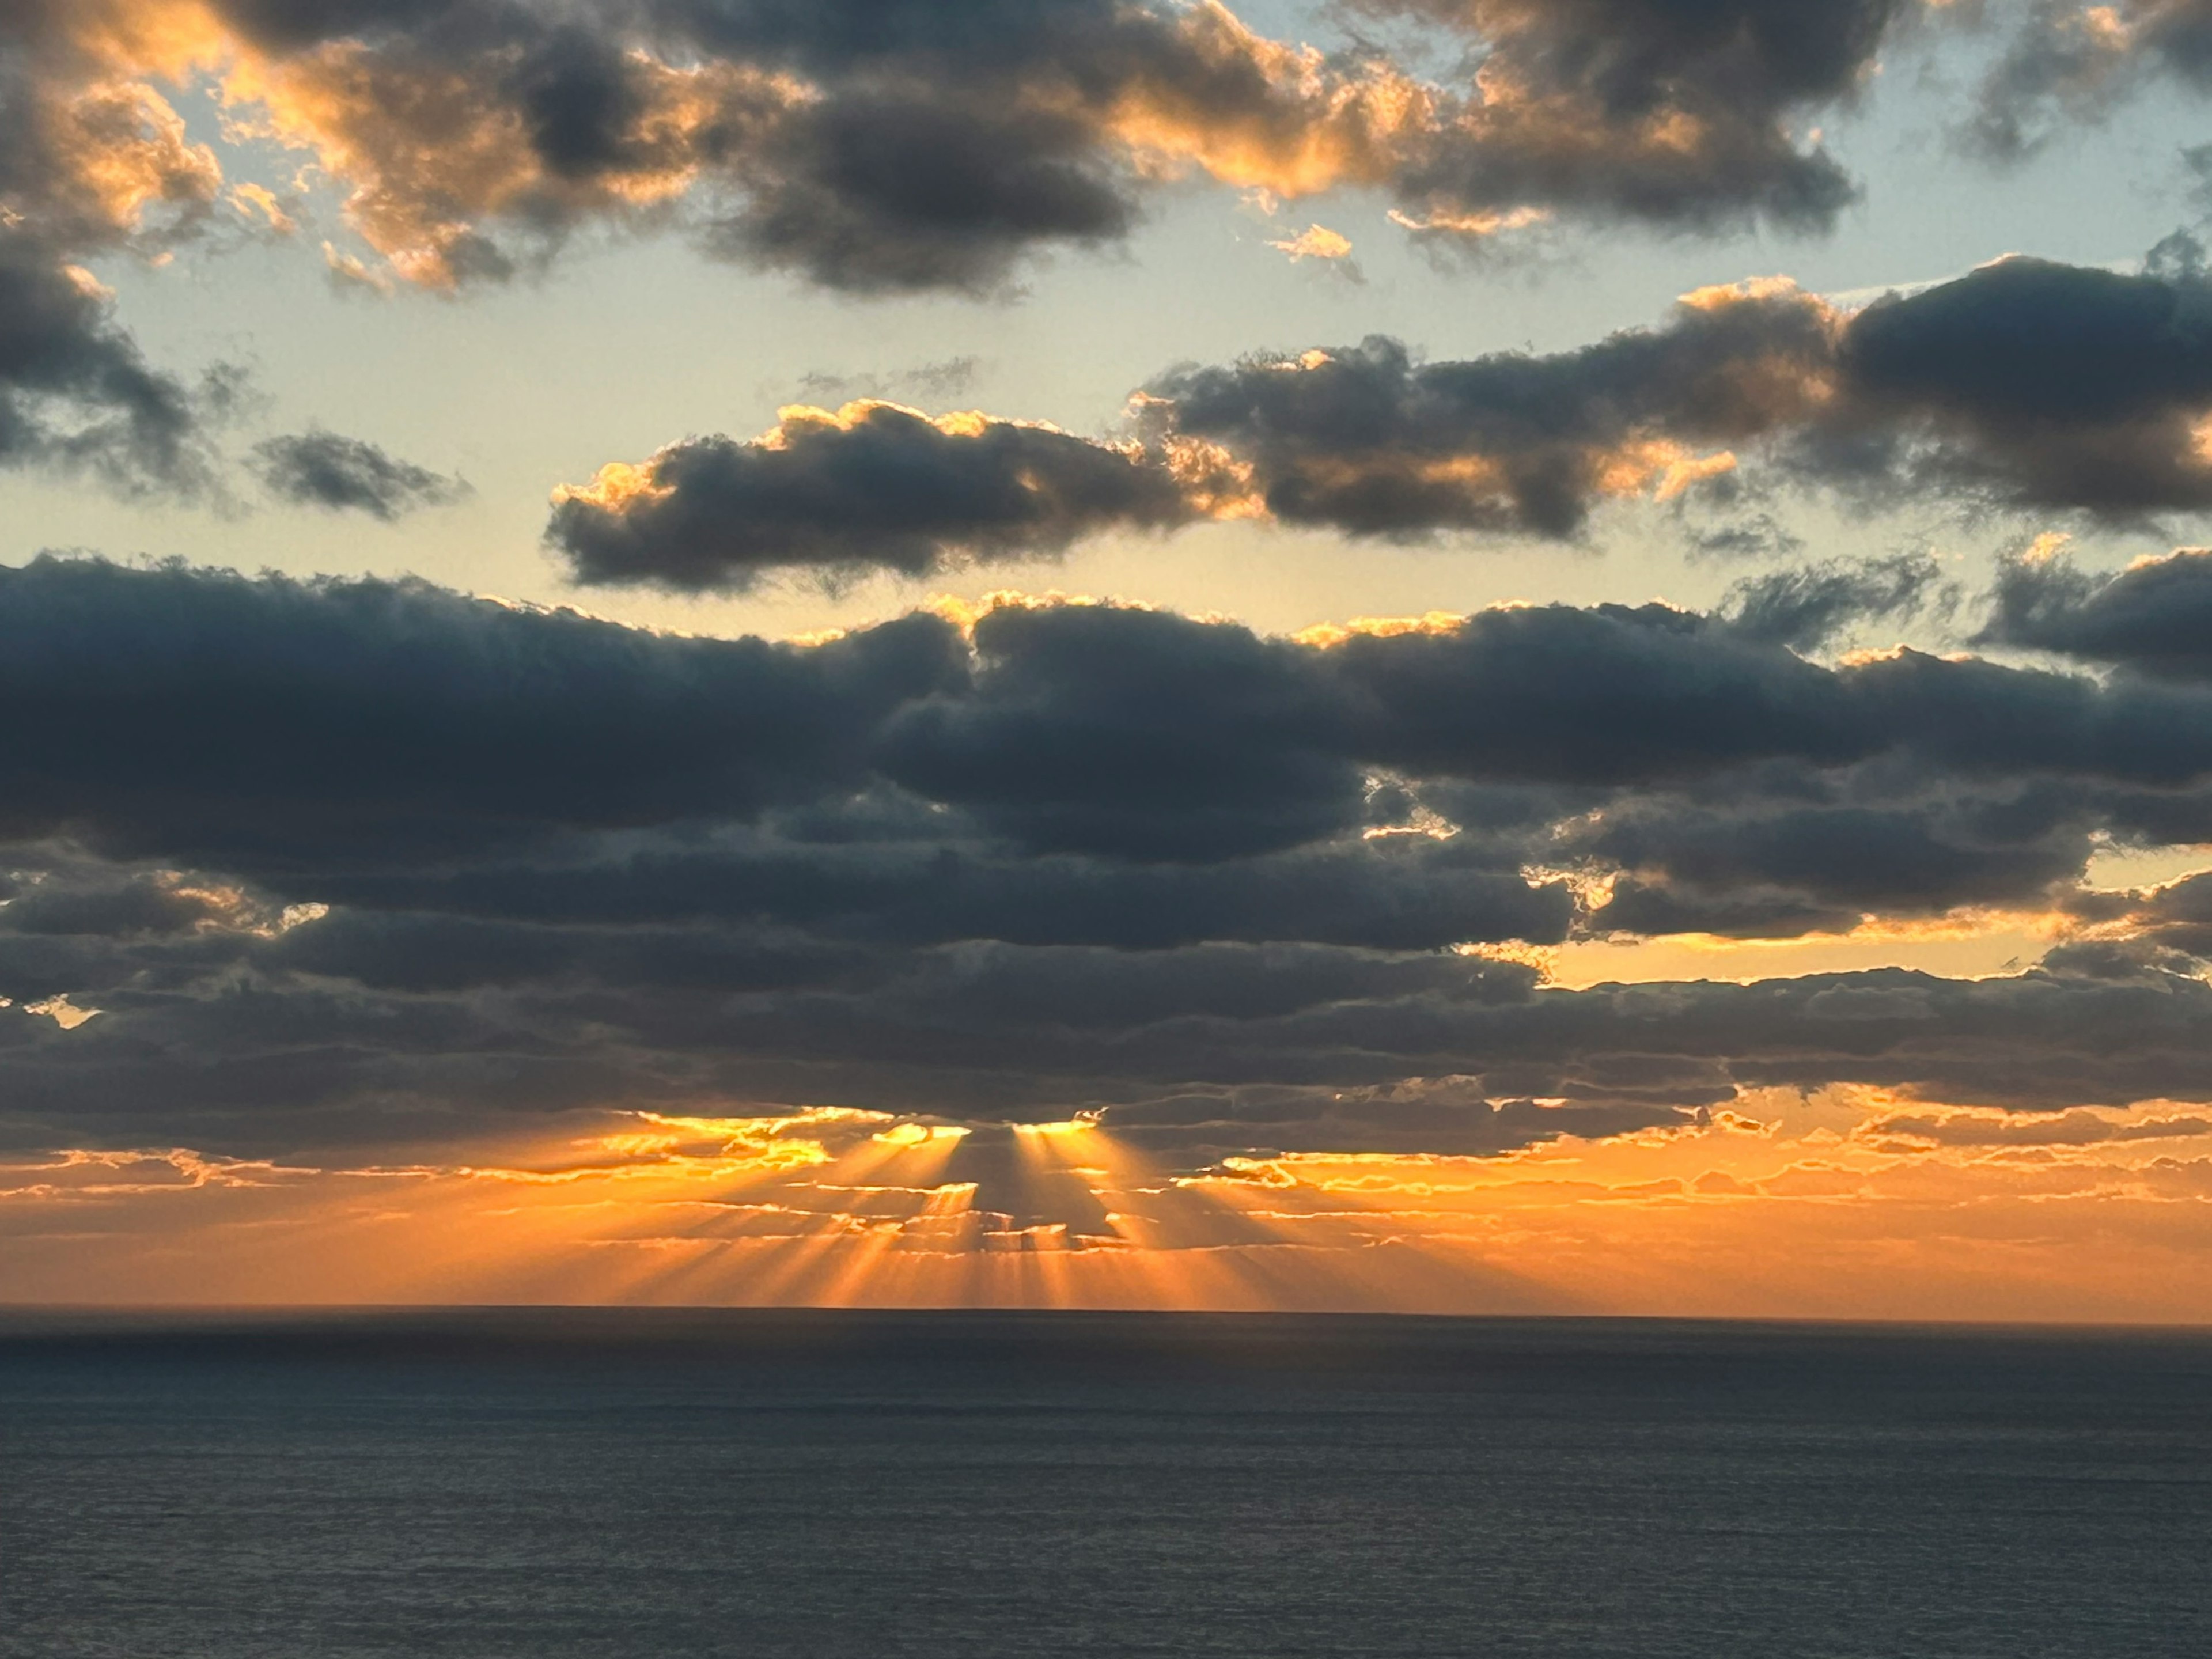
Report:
3,1310,2209,1658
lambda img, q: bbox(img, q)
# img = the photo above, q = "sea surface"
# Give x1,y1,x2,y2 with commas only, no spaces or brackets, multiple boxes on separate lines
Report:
2,1310,2209,1658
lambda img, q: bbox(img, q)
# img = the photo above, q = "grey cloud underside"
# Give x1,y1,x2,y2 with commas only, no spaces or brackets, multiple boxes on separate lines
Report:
1722,552,1952,652
0,16,235,497
7,555,2212,1161
555,254,2212,589
1357,0,1914,230
10,917,2212,1164
251,430,471,520
548,405,1188,591
0,238,214,496
1154,255,2212,535
14,0,1944,312
1982,544,2212,680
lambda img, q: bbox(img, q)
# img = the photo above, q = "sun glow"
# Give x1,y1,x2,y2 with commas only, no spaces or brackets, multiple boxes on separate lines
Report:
5,1093,2209,1320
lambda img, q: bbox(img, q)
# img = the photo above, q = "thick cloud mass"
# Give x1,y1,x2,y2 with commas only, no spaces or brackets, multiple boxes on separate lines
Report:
7,556,2212,1164
0,556,967,861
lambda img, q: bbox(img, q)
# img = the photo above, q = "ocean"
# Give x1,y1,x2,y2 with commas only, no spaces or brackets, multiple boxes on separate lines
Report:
3,1310,2208,1657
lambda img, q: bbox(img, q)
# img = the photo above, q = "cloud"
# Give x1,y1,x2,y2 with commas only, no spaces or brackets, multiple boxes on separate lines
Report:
1149,253,2212,535
11,558,2212,1165
710,93,1141,294
1980,544,2212,679
541,275,1843,582
1865,1106,2212,1147
1581,794,2094,936
0,0,1956,311
1267,222,1361,279
1723,552,1952,652
2061,870,2212,959
793,357,980,406
251,428,469,518
0,234,214,493
1965,0,2212,158
547,402,1192,591
1358,0,1919,240
0,10,244,494
75,0,1412,293
559,249,2212,583
0,554,968,862
1134,290,1828,537
544,249,2212,575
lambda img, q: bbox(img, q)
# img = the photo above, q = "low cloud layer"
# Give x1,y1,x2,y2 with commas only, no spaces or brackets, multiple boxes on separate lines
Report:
7,555,2212,1167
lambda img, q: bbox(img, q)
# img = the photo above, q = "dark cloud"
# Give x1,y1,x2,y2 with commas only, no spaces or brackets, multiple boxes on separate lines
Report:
22,555,2212,882
564,251,2212,582
1582,794,2093,936
13,903,2212,1162
1365,0,1916,237
547,403,1188,591
1,0,1957,311
251,429,470,519
11,558,2212,1164
1980,545,2212,679
1866,1106,2212,1147
1088,1086,1695,1161
550,282,1836,583
2062,870,2212,959
1118,253,2212,544
0,15,237,495
878,602,1357,860
0,555,967,862
162,0,1351,293
1828,255,2212,516
0,237,214,494
1137,297,1832,538
1966,0,2212,160
713,96,1138,294
291,831,1574,955
1723,552,1950,652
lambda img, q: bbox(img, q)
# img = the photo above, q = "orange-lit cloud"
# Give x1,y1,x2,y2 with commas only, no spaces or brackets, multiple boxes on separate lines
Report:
1102,3,1433,197
0,0,1949,301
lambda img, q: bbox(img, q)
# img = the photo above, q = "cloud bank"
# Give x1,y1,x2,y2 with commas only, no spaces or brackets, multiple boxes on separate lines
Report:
8,555,2212,1171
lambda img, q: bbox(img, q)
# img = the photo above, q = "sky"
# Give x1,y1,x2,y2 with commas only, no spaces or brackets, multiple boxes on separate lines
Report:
10,0,2212,1318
